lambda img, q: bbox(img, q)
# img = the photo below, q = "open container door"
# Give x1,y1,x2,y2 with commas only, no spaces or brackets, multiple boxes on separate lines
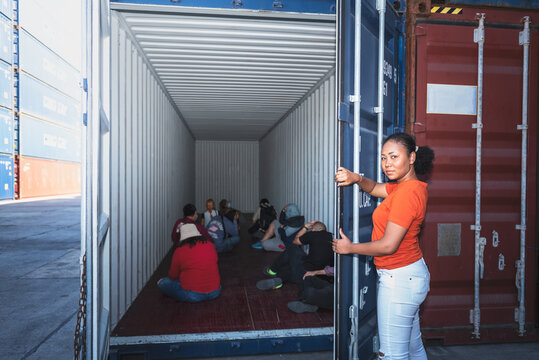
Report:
82,0,112,359
335,0,404,359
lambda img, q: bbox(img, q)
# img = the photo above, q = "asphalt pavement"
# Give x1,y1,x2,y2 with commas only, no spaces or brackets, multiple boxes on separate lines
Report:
0,196,81,360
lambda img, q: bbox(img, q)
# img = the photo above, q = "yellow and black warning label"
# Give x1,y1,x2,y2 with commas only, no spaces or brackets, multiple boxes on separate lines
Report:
431,6,463,15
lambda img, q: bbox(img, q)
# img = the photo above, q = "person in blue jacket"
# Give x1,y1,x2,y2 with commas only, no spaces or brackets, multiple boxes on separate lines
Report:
206,208,240,252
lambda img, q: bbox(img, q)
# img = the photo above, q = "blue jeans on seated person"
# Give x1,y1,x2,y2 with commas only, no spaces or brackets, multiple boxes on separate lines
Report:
157,277,221,303
215,235,240,253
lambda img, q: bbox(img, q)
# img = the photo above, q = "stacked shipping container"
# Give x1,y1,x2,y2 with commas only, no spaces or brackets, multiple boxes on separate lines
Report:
17,0,82,198
0,4,13,200
0,0,82,200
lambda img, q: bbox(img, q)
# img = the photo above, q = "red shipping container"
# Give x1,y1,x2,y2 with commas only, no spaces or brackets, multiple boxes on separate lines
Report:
413,6,538,343
18,156,81,198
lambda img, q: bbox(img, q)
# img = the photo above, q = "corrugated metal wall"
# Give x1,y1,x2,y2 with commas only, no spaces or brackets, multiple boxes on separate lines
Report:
195,140,259,213
109,13,195,328
260,74,336,231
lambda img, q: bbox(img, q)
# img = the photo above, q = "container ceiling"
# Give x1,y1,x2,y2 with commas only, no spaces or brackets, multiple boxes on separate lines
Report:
117,9,336,140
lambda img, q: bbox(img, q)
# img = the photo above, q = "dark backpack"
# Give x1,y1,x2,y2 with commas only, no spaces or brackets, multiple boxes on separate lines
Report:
259,205,277,231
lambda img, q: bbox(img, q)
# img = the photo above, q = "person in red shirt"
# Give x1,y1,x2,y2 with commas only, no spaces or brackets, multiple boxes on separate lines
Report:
333,132,434,360
158,223,221,302
171,204,211,248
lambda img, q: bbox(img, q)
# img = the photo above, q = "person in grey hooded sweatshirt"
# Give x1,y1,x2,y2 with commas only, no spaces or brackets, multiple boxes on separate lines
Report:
252,203,304,252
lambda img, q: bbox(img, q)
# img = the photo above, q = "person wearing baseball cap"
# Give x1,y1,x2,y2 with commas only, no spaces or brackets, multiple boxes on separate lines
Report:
158,223,221,302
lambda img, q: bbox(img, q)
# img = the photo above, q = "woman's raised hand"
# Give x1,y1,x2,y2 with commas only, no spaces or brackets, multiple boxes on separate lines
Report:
332,228,352,254
335,167,359,187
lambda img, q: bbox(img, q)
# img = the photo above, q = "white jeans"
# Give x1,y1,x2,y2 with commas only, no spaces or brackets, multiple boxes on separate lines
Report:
377,258,430,360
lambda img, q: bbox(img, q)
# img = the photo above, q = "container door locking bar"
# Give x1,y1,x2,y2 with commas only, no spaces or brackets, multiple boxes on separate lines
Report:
515,15,530,337
470,13,485,340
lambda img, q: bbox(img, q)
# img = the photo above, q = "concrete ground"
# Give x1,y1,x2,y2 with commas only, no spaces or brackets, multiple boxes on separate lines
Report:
0,196,81,360
1,197,538,360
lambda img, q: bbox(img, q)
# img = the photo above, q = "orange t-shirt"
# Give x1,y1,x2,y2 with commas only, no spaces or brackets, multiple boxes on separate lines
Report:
372,179,427,270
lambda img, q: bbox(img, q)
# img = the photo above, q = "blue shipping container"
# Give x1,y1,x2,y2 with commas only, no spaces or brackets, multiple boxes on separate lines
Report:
0,13,11,64
0,106,13,154
0,59,12,109
0,0,10,19
0,153,13,200
19,114,81,163
19,72,81,130
19,30,81,99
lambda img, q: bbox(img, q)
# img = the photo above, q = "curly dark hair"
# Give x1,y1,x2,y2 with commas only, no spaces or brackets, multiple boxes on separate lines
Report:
383,132,435,175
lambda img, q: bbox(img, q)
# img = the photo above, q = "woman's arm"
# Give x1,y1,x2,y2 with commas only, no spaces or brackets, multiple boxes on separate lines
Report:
335,167,388,199
332,223,408,256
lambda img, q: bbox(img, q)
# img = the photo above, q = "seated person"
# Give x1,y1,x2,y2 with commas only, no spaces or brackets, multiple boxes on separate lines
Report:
202,198,218,227
158,224,221,302
287,266,334,313
248,198,277,240
256,220,334,292
171,204,211,248
218,198,231,216
252,203,304,252
206,208,241,253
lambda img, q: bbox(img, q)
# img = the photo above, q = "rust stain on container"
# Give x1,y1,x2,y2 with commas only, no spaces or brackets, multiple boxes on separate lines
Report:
411,5,538,342
18,156,81,198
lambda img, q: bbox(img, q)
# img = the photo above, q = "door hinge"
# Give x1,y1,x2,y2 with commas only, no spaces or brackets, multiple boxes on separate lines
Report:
492,230,499,247
498,254,505,271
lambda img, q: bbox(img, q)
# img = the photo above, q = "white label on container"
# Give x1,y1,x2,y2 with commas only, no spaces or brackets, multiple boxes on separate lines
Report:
427,84,477,115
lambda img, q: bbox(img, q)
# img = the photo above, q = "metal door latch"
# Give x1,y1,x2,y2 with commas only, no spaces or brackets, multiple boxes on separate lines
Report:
474,13,485,44
473,28,484,43
498,254,505,270
519,17,530,46
365,256,372,276
359,286,368,310
492,230,499,247
349,94,360,103
479,237,486,279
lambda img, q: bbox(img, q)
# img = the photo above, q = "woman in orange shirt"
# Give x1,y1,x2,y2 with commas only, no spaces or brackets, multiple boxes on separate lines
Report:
334,132,434,360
